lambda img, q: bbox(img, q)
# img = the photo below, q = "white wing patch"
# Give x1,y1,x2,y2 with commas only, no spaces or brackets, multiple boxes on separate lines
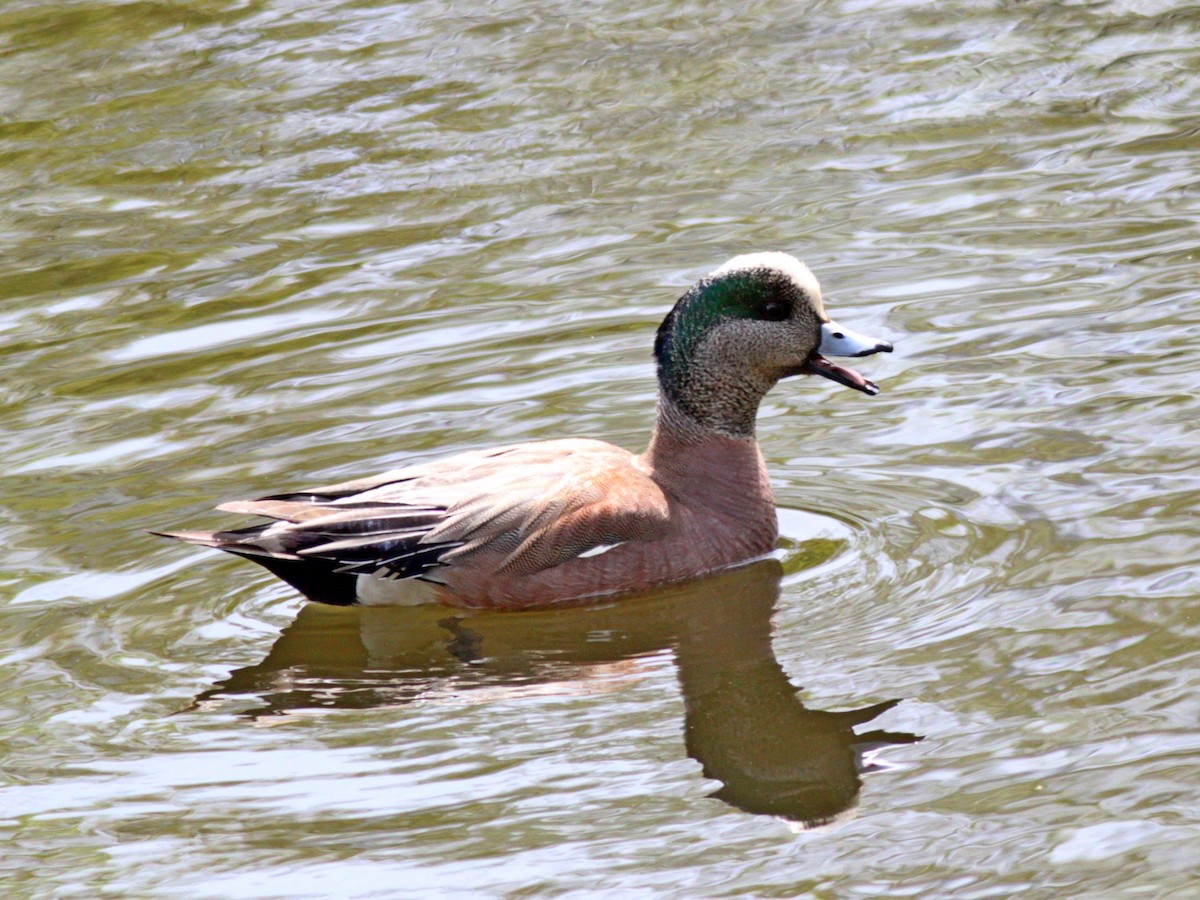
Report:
576,542,626,560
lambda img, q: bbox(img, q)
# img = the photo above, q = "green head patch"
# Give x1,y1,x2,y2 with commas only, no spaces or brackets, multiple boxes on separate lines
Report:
654,265,817,388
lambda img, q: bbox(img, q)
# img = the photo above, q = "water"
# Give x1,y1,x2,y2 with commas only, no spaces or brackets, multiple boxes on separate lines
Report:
3,0,1199,894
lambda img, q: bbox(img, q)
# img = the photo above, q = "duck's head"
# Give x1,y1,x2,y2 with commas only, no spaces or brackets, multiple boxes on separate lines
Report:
654,252,892,436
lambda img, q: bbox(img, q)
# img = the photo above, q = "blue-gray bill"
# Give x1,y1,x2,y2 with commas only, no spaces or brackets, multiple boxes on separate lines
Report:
809,321,893,395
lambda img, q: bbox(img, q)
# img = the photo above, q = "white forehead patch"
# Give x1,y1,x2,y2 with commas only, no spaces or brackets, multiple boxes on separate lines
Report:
710,252,825,315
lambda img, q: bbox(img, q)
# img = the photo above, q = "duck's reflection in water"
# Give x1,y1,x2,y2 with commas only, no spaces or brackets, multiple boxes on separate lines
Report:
192,558,921,827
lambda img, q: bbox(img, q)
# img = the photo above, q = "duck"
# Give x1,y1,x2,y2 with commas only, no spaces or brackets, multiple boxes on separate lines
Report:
157,252,892,609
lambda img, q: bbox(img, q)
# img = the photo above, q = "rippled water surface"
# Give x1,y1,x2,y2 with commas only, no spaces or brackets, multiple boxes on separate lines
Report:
3,0,1199,895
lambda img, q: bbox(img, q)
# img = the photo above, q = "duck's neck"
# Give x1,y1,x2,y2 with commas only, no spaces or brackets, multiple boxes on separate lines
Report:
655,354,775,440
643,393,776,520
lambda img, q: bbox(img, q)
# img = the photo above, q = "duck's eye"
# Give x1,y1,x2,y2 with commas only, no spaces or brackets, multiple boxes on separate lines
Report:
833,331,845,339
761,301,788,321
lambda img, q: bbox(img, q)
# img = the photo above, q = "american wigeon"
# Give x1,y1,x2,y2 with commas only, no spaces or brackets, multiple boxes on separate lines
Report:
158,252,892,608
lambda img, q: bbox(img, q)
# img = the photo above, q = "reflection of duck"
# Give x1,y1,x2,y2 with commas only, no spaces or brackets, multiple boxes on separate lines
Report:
158,253,892,608
191,558,920,827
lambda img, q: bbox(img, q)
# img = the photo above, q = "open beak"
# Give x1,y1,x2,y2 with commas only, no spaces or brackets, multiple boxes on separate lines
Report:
807,321,893,396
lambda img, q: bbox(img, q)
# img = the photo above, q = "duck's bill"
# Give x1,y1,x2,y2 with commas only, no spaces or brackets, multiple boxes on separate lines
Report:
808,320,893,395
807,354,881,395
819,321,894,358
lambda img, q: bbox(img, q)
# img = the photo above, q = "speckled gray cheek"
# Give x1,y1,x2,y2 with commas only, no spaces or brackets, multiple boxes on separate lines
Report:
657,316,822,439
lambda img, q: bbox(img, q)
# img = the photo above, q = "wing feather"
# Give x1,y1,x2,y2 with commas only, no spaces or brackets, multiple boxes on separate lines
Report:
181,439,673,586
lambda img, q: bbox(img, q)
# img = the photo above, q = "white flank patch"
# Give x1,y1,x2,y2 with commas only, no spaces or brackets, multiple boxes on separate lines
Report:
355,574,441,606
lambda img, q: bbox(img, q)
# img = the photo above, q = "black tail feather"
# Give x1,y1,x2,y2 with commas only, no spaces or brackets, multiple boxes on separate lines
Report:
232,551,360,606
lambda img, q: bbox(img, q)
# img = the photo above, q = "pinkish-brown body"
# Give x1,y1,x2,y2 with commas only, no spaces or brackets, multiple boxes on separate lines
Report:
432,431,777,608
157,253,891,609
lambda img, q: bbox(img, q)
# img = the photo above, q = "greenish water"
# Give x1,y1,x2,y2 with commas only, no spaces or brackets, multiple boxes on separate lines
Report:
3,0,1199,895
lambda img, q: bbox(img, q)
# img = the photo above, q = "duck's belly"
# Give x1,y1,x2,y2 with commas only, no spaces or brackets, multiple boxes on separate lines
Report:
437,533,776,610
349,504,778,609
351,549,699,609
